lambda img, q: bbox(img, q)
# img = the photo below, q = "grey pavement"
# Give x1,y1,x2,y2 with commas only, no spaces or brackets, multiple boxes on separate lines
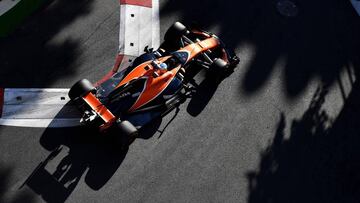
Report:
1,0,360,202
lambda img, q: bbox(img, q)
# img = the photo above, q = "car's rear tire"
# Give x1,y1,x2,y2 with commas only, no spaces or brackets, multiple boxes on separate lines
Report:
68,79,95,100
164,22,189,42
117,120,138,137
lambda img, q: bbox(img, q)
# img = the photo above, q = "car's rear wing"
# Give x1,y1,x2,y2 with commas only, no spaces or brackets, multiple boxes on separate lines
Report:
81,92,116,130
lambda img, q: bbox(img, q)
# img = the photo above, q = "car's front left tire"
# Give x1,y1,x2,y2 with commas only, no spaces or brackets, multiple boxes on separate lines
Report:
68,79,95,100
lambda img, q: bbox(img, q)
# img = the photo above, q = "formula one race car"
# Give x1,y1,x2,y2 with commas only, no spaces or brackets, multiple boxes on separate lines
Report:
69,22,239,138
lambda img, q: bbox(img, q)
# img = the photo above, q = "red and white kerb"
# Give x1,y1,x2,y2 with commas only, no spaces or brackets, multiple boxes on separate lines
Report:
95,0,159,86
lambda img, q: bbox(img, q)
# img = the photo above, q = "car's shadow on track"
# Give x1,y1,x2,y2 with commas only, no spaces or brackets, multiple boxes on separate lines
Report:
22,67,232,202
23,113,162,203
24,126,127,203
185,63,236,117
187,72,228,117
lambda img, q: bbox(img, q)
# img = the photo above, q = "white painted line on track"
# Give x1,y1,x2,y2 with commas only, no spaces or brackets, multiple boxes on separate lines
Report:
3,88,70,105
152,0,160,49
98,0,159,84
123,5,153,56
118,5,126,55
118,0,159,57
0,118,80,128
0,88,81,127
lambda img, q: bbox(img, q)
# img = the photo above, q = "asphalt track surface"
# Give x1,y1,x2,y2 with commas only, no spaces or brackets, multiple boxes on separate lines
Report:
1,0,360,202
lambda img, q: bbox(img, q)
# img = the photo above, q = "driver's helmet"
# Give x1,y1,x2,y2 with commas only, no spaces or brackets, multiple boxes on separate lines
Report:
159,62,168,71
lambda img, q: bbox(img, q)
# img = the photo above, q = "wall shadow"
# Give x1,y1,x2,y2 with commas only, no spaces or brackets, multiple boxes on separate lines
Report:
160,2,360,201
0,0,94,87
0,0,99,201
161,0,360,98
247,72,360,202
0,166,36,203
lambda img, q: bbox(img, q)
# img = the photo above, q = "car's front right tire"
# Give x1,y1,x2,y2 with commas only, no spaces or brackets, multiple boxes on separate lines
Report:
211,58,228,72
164,22,189,42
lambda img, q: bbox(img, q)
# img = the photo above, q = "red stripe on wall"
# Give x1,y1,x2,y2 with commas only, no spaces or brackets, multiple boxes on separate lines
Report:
119,0,152,8
112,54,125,72
0,88,4,118
95,54,124,86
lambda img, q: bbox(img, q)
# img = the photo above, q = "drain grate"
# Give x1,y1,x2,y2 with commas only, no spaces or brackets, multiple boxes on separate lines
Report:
276,0,299,17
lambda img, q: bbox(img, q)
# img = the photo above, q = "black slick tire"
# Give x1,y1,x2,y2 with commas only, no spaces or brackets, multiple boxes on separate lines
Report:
211,58,228,73
68,79,95,100
117,120,138,137
164,22,189,42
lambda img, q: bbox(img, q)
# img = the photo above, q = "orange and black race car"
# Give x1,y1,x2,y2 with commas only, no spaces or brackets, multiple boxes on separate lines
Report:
68,22,239,138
